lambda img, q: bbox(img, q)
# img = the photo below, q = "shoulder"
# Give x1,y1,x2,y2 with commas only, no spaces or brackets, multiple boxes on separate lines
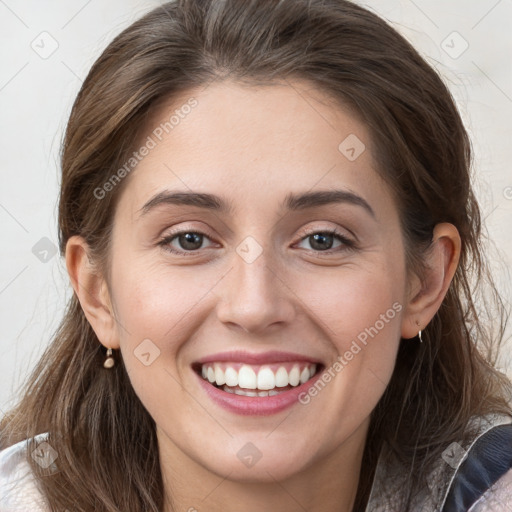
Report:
443,416,512,512
0,432,50,511
468,467,512,511
364,412,512,511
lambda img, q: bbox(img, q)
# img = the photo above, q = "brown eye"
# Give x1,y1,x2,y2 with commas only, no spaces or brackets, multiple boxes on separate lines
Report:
296,228,355,254
158,230,215,255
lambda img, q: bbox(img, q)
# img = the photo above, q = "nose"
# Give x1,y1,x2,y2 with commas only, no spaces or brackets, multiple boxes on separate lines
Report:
216,245,296,335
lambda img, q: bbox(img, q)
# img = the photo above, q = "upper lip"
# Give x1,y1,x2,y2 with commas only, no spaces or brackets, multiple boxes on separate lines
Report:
193,350,323,366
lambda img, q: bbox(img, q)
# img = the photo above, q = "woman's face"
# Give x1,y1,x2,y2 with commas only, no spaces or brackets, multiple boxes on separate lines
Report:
107,79,413,482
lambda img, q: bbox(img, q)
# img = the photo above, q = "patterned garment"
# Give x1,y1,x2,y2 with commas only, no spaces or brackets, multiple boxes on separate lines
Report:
1,414,511,511
365,413,512,511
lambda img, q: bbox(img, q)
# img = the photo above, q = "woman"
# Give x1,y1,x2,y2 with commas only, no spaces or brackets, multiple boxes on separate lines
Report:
1,0,511,510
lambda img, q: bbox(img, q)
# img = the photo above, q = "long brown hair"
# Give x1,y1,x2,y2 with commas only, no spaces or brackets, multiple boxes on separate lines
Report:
1,1,511,510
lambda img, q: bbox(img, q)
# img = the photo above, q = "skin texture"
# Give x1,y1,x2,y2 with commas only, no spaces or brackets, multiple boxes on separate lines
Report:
66,79,461,512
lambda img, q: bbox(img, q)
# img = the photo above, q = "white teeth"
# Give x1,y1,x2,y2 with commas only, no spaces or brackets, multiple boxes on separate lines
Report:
300,367,310,384
234,388,257,396
275,366,289,387
288,366,300,386
227,387,287,397
238,365,257,389
214,363,225,385
200,362,319,391
225,367,238,387
257,367,275,390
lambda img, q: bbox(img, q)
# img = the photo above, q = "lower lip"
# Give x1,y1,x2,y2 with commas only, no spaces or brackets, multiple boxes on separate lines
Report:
194,367,324,416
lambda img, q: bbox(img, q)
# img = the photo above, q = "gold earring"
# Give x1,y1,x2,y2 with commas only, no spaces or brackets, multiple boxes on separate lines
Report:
103,348,115,368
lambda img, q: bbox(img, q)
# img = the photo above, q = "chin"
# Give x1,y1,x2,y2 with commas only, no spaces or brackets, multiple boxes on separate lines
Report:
215,457,308,483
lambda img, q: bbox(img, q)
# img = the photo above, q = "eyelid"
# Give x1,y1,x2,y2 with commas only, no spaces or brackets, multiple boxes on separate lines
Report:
159,222,216,241
298,224,354,242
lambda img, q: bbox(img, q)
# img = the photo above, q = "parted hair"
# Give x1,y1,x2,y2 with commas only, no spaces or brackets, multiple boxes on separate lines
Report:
1,0,511,510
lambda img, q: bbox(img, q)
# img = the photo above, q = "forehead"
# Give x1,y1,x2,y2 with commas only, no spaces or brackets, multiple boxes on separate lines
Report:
115,79,391,221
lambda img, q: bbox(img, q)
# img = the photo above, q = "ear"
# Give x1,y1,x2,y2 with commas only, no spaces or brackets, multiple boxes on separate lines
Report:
65,235,120,350
401,223,461,339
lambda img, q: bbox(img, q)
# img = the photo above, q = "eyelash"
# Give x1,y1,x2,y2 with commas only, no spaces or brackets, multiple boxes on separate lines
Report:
157,226,356,256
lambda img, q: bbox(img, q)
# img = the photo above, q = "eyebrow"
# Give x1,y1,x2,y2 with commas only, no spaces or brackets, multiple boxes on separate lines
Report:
138,189,376,219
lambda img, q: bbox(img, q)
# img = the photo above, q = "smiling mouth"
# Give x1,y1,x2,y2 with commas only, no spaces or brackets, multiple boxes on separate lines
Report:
192,361,324,397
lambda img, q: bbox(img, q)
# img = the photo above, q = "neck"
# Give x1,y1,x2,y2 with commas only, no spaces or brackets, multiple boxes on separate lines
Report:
159,417,370,512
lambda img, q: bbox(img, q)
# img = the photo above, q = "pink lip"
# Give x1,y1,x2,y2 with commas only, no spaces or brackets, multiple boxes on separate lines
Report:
193,364,325,416
193,350,322,365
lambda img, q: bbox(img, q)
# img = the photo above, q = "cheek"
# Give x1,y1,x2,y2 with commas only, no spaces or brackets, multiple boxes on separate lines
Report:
298,264,404,391
111,259,219,347
306,268,402,339
110,263,210,418
109,260,233,405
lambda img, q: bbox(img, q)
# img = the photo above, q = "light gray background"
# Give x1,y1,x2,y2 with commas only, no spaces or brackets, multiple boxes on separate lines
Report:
1,0,511,413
